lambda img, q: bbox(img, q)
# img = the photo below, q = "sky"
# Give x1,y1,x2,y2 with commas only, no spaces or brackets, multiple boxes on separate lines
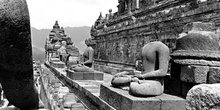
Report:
26,0,118,29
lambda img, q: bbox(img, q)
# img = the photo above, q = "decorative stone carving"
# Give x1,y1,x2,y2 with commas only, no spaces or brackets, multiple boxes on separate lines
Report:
111,41,169,96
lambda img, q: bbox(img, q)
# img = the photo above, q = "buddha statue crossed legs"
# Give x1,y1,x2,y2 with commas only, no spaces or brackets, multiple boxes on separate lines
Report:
111,41,169,96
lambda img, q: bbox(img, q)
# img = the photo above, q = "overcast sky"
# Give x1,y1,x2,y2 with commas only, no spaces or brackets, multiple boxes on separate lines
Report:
26,0,118,29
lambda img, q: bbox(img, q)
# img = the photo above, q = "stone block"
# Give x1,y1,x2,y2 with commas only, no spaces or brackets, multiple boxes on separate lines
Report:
83,72,94,80
66,70,83,80
180,65,209,83
94,72,104,80
66,70,103,80
208,67,220,84
100,83,185,110
157,94,186,110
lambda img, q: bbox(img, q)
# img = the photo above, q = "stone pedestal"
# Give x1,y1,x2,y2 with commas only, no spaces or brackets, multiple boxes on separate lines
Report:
66,70,103,80
50,61,66,68
100,83,185,110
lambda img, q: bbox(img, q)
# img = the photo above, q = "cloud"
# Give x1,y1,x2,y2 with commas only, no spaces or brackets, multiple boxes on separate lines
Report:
26,0,118,29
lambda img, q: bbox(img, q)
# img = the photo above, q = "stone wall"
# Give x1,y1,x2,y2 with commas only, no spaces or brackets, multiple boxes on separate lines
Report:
91,0,220,72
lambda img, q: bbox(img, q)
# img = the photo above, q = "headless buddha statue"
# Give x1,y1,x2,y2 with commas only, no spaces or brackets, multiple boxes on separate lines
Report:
111,41,169,96
70,43,95,72
82,45,94,68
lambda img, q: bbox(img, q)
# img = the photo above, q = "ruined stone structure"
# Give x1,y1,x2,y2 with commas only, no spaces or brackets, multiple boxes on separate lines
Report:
45,21,80,63
46,21,73,52
170,22,220,96
90,0,220,74
48,21,72,45
170,22,220,109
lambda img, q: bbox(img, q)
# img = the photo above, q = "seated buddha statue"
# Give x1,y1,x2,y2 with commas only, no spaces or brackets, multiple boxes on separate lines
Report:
111,41,169,96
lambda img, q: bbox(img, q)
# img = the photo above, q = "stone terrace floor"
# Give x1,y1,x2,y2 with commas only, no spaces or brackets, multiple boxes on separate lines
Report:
45,62,186,110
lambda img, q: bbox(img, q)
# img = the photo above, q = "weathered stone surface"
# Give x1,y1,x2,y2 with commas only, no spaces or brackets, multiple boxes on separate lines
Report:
0,0,38,108
100,83,185,110
208,67,220,84
181,65,209,83
171,50,220,61
66,69,103,80
94,72,104,80
182,22,215,33
176,31,218,51
91,0,220,68
83,72,94,80
186,84,220,110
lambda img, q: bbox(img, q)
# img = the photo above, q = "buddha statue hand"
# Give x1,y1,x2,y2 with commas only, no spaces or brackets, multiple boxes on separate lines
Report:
111,75,132,87
113,71,130,77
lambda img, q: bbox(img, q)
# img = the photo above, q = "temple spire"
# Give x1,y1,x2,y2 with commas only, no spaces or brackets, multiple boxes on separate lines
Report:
98,12,103,20
53,20,60,29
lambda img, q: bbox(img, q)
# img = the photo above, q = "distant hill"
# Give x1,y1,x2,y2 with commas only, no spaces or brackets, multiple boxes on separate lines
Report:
31,26,91,62
32,46,45,62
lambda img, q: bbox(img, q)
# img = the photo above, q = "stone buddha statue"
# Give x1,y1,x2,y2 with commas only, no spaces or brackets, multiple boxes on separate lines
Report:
111,41,169,96
70,40,95,72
